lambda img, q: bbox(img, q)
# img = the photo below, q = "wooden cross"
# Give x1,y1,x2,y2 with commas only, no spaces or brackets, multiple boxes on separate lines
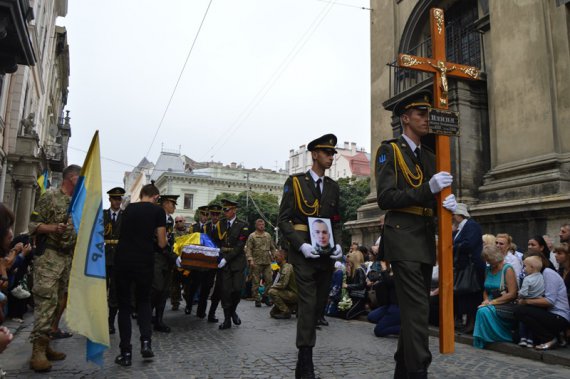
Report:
397,8,481,354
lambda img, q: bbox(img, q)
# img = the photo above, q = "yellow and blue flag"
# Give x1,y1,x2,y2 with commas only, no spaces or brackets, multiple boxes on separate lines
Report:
36,169,49,195
66,131,109,365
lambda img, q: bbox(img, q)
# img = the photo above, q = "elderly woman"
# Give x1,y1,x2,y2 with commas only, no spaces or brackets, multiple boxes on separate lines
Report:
495,233,523,280
514,251,570,350
473,244,518,348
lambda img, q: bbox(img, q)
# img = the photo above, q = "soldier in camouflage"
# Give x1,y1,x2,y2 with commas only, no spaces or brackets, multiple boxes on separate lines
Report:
245,219,277,307
28,164,81,372
268,250,298,319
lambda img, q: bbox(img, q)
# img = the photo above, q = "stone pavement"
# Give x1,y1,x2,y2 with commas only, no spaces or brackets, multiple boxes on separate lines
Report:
1,301,569,378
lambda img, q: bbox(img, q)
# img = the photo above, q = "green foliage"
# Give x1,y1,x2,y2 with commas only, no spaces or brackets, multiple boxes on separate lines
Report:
208,191,280,237
337,177,370,247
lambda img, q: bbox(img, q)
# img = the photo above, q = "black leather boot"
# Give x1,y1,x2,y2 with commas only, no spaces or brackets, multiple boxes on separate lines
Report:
298,347,317,379
153,304,171,333
115,345,132,367
108,307,118,334
231,304,241,325
219,309,232,330
140,340,154,358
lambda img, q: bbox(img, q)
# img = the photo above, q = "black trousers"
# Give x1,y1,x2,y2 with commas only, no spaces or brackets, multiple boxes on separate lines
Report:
514,304,570,344
208,270,223,315
183,270,215,315
221,268,245,310
115,268,153,351
391,260,433,373
292,259,333,348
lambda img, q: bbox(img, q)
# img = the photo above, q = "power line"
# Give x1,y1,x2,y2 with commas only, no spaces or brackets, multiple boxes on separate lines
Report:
144,0,215,159
315,0,371,10
199,0,338,162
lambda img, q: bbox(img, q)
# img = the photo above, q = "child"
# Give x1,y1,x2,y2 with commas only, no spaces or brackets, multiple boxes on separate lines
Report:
517,256,545,347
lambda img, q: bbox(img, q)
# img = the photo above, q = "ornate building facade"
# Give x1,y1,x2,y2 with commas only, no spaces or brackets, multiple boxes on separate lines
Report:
347,0,570,248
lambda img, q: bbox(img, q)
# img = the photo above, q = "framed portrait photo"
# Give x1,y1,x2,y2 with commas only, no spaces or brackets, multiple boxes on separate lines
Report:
308,217,335,255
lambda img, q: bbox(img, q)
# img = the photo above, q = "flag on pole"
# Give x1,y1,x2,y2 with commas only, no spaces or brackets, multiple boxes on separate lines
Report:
66,131,109,365
36,169,49,195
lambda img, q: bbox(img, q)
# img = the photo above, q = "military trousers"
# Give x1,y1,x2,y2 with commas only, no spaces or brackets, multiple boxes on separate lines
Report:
106,265,118,309
30,249,72,342
268,287,297,314
170,268,184,307
221,268,245,311
291,258,333,348
251,263,273,301
391,260,433,373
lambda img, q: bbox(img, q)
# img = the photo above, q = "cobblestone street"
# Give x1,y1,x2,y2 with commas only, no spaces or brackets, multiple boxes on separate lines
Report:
2,300,569,378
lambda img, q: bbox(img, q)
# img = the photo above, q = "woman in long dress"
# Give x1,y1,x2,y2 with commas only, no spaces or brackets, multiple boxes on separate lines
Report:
473,244,518,348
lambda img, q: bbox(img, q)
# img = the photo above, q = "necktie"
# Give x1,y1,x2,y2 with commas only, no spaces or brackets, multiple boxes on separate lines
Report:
227,221,231,230
316,178,322,199
111,212,116,223
414,147,421,161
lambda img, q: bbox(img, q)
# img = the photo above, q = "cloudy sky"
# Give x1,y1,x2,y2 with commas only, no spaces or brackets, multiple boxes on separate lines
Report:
59,0,371,190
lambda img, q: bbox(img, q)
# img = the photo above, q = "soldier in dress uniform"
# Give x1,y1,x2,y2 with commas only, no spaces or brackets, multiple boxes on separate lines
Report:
191,205,209,233
375,91,457,379
170,215,188,311
103,187,125,334
217,199,249,329
151,195,178,332
277,134,343,379
205,204,223,322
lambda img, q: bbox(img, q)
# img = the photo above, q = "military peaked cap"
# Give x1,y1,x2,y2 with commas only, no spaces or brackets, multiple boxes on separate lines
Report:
221,199,238,209
307,134,337,153
107,187,125,198
197,205,209,215
393,90,432,117
208,204,222,214
159,195,179,205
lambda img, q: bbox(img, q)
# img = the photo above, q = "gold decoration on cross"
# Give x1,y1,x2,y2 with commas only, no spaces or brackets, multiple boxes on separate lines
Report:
434,9,444,34
457,66,480,79
400,54,423,67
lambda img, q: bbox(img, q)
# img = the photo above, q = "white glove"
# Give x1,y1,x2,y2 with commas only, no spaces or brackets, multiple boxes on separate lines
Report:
299,243,319,259
218,258,227,268
330,244,343,260
429,171,453,194
442,194,458,213
176,256,182,268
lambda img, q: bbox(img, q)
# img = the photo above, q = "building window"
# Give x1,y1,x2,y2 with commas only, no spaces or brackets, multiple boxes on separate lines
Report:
184,193,193,210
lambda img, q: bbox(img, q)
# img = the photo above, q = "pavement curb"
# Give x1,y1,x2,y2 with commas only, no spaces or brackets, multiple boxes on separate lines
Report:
428,326,570,368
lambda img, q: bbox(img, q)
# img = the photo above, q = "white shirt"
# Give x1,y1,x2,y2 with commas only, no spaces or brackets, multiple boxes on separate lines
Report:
454,219,468,240
402,134,420,154
309,169,324,193
227,216,236,228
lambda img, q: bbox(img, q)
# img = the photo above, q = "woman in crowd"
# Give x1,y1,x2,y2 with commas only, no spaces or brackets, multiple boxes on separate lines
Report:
528,235,555,270
482,234,496,248
325,261,344,317
114,183,167,366
513,251,570,350
0,203,16,324
367,261,400,337
341,251,367,320
473,244,518,349
554,243,570,300
495,233,523,280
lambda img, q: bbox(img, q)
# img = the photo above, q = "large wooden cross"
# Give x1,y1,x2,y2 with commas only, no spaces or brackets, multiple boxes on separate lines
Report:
397,8,481,354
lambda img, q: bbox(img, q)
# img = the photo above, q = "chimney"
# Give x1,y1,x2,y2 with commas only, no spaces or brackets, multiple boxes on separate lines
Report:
351,142,356,153
230,162,237,169
344,141,349,150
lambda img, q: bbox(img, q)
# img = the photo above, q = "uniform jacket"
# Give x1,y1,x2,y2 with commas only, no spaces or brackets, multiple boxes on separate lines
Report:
191,222,206,234
245,231,277,265
204,220,221,247
103,208,122,266
375,136,437,265
272,262,297,292
218,217,249,272
278,171,341,266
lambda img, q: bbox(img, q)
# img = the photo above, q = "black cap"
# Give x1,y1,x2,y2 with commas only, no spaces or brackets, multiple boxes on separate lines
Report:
221,199,238,209
197,205,209,215
393,91,432,117
107,187,125,198
208,204,222,214
159,195,179,205
307,134,337,153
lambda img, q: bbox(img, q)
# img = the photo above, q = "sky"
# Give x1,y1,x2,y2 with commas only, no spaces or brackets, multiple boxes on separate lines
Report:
58,0,371,191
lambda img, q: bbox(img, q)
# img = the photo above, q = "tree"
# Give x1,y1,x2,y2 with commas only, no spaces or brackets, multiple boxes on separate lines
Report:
337,177,370,248
207,191,281,238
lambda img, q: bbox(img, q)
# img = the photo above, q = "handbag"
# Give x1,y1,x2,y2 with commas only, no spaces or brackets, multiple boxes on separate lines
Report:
453,253,481,295
492,264,516,320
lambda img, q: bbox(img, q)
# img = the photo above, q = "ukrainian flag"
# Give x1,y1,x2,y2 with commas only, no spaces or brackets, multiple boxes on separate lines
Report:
66,131,109,365
36,169,49,194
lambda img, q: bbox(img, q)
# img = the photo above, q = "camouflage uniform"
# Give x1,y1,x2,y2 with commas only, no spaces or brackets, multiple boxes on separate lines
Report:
29,188,76,342
245,231,277,302
268,262,298,316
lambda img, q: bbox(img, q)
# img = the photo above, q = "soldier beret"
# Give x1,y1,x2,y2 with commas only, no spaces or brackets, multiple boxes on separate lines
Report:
393,90,432,117
159,195,179,205
107,187,125,198
221,199,238,210
208,204,222,214
307,134,337,153
197,205,209,215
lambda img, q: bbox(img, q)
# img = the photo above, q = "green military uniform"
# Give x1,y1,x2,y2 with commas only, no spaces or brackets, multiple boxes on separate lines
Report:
245,230,277,303
268,262,297,317
29,188,77,342
205,205,223,322
170,226,188,310
375,92,437,376
218,200,249,328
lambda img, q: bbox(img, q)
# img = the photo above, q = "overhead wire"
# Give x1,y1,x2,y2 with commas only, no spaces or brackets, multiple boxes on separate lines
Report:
144,0,215,159
199,0,338,162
